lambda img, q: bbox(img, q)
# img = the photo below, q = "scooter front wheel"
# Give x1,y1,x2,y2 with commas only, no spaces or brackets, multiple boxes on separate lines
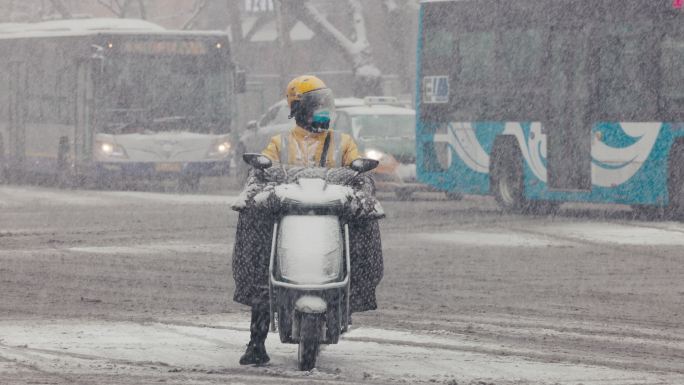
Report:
297,314,320,371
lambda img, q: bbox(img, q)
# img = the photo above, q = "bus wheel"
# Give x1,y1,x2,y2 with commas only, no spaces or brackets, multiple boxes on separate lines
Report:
178,173,200,193
56,136,75,189
667,144,684,219
395,188,413,201
491,137,525,212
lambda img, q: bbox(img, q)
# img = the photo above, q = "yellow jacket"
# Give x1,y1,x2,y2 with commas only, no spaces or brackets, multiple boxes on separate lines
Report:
262,126,360,167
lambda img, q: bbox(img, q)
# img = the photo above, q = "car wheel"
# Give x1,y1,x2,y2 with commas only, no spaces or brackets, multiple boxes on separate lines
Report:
395,188,413,201
444,191,463,201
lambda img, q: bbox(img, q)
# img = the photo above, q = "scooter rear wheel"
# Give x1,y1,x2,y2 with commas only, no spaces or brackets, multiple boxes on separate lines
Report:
297,314,320,371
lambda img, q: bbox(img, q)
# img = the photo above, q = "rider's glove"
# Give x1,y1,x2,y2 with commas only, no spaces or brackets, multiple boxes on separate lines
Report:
344,189,384,220
232,169,281,212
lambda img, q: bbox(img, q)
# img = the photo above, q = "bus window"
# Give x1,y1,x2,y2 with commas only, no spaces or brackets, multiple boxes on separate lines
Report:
458,32,495,84
661,31,684,120
598,23,658,120
424,29,454,60
500,29,544,82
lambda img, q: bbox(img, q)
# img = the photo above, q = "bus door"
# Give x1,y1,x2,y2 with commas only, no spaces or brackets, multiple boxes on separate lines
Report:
546,27,595,191
7,61,27,172
74,59,95,169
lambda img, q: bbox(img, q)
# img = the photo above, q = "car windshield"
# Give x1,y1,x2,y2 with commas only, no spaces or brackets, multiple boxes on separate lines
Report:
98,53,230,134
271,104,292,126
351,114,415,139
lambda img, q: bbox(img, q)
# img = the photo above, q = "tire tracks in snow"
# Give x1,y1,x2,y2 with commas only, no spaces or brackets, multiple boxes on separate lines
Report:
0,341,391,385
0,345,83,385
142,318,684,377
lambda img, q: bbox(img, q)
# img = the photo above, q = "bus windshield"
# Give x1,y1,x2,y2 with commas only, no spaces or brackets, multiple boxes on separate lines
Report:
98,53,229,134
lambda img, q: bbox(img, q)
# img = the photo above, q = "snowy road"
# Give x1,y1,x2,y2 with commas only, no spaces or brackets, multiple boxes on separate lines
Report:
2,185,684,384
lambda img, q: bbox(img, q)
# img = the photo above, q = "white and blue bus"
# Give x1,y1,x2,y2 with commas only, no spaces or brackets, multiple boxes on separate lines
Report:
0,19,244,190
416,0,684,215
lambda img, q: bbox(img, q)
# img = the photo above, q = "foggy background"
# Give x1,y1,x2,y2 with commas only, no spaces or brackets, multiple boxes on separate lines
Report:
0,0,419,128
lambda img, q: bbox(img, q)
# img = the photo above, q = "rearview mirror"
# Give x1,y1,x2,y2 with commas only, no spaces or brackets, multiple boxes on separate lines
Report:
350,158,379,174
243,153,272,170
246,120,258,130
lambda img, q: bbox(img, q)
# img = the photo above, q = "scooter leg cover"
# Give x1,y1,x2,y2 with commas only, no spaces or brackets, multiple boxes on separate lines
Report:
233,211,384,313
232,172,384,314
232,211,274,306
348,219,384,313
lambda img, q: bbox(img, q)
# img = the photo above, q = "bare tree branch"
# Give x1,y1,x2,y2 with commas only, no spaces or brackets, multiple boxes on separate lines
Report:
243,14,276,41
49,0,72,19
182,0,208,30
97,0,135,18
348,0,369,53
299,1,356,55
381,0,399,13
96,0,122,17
290,0,382,96
137,0,147,20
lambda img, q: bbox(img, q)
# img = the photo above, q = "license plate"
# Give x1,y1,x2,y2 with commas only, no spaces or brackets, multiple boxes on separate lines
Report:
155,163,182,172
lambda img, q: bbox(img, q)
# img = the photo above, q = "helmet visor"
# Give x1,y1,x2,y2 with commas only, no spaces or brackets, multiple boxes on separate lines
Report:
300,88,335,131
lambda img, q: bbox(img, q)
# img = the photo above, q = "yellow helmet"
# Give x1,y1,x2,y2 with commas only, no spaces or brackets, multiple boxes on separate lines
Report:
286,75,335,133
286,75,327,107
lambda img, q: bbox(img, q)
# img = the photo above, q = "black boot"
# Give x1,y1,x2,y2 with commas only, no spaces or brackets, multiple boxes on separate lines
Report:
239,304,270,365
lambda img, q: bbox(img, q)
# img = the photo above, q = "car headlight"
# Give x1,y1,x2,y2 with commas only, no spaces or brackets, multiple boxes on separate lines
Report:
364,149,384,161
208,139,232,158
96,141,127,158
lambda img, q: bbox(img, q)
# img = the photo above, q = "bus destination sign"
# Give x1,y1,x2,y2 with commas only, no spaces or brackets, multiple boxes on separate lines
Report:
122,40,209,55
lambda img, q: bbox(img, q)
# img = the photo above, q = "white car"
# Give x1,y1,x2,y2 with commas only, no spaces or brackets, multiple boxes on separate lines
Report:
333,99,431,200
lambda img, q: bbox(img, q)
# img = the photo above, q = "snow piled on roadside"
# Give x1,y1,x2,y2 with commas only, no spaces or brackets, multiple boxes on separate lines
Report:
418,230,564,247
0,186,238,207
419,222,684,247
534,222,684,246
68,242,231,255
